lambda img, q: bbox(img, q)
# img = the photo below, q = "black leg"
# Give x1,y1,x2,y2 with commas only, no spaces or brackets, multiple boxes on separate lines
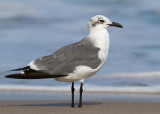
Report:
71,82,75,107
78,82,83,108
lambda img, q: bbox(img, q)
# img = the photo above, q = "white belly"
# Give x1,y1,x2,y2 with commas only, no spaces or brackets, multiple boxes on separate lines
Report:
54,63,104,82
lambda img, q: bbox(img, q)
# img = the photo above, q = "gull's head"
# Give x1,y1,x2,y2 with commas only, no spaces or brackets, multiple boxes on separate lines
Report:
88,15,123,31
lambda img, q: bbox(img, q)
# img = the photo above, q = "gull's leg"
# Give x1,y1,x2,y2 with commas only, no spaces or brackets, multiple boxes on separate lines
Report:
78,82,83,108
71,82,75,107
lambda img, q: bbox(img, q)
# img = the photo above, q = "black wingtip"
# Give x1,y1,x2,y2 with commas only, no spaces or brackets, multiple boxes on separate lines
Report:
5,73,52,79
5,73,67,79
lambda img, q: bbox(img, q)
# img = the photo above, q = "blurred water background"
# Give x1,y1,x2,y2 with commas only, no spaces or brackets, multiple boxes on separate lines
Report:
0,0,160,93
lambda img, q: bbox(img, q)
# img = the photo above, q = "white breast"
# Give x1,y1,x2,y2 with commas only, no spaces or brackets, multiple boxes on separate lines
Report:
88,29,110,63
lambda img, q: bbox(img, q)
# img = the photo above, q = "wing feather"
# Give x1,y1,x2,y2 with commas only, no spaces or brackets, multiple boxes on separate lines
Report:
32,39,101,75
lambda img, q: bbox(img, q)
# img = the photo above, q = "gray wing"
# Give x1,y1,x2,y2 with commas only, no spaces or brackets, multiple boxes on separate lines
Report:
32,39,101,75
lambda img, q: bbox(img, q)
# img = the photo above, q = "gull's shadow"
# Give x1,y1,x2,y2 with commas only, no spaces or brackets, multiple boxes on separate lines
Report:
12,102,102,107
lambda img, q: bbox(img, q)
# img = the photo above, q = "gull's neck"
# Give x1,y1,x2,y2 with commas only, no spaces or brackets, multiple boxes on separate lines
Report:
87,28,110,49
87,28,110,62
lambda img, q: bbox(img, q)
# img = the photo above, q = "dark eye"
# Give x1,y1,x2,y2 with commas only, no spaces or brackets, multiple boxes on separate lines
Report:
98,19,104,23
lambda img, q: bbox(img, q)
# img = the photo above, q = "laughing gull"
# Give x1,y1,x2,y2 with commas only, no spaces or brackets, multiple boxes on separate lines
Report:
6,15,123,107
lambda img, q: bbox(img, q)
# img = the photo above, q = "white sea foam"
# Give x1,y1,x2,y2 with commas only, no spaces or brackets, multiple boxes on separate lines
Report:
0,85,70,92
1,84,160,94
99,71,160,79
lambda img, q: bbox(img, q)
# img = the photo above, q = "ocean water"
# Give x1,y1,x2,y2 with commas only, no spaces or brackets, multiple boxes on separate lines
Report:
0,0,160,93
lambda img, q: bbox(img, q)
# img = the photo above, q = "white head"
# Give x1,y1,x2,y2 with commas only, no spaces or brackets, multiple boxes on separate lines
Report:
88,15,123,32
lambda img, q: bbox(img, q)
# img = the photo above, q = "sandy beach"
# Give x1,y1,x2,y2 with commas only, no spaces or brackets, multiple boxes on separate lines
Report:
1,100,160,114
0,91,160,114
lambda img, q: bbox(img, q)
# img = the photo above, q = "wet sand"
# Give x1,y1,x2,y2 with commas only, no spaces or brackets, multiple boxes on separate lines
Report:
0,91,160,114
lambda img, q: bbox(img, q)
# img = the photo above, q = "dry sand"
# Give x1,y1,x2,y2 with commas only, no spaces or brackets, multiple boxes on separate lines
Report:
0,91,160,114
0,100,160,114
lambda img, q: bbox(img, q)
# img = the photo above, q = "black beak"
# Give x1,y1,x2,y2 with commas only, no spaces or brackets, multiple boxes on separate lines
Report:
108,22,123,28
